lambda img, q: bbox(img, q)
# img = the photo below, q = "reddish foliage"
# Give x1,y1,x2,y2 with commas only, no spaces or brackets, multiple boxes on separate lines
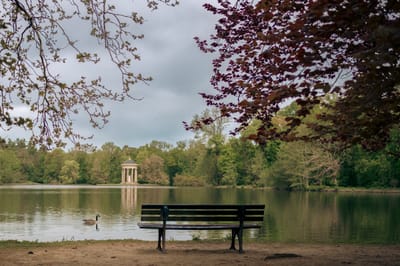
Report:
190,0,400,150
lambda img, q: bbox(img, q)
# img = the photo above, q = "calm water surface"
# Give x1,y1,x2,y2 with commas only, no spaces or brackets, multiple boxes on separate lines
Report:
0,185,399,243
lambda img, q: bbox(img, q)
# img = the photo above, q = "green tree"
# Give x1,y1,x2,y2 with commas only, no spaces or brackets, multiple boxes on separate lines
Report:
136,148,151,165
187,108,230,185
43,148,65,183
354,155,391,188
89,151,108,184
70,150,91,184
227,138,256,185
268,142,339,190
187,108,228,144
185,140,207,175
195,148,220,185
60,160,80,184
218,143,238,185
0,149,21,183
101,142,122,183
140,154,169,185
87,142,122,184
385,127,400,187
30,150,46,183
164,141,190,185
338,148,359,187
249,148,270,186
101,143,123,183
8,139,38,182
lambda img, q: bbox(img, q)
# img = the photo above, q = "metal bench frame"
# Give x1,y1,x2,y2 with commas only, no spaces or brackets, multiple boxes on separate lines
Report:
137,204,265,253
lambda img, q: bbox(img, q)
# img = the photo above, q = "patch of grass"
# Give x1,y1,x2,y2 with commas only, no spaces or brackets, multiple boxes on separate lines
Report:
191,233,201,241
0,239,146,249
222,233,232,241
0,240,48,248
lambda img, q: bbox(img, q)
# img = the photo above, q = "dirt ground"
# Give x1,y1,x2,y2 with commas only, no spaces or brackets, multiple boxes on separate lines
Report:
0,240,399,266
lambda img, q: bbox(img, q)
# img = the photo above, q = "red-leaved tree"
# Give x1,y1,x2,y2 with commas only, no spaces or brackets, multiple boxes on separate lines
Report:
189,0,400,151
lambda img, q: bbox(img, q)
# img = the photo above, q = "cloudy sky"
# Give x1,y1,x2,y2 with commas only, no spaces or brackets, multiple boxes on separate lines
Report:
5,1,221,149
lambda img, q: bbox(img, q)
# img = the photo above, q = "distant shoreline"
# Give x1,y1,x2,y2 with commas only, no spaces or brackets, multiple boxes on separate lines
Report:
1,183,400,193
217,185,400,193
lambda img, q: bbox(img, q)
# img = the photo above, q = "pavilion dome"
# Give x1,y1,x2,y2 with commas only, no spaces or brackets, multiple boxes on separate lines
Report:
121,157,138,166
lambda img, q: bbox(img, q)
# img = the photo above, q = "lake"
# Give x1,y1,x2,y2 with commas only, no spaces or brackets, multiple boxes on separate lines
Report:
0,185,399,244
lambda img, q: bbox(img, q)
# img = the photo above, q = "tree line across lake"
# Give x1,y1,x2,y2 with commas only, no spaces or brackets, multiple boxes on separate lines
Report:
1,113,399,190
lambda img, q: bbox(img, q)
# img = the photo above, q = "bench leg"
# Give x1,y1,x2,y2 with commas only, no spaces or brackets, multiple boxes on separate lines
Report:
231,228,244,253
162,228,166,251
157,228,166,252
238,228,244,253
157,229,163,251
230,229,237,250
157,228,167,252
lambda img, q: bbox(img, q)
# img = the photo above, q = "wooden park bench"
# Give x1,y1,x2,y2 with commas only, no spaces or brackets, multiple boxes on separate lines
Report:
137,204,265,253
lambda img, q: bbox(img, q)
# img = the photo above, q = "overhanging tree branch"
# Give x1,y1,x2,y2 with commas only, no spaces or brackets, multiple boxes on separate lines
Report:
191,0,400,151
0,0,178,148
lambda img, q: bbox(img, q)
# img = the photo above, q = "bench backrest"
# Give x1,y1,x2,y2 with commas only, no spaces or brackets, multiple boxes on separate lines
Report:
140,204,265,223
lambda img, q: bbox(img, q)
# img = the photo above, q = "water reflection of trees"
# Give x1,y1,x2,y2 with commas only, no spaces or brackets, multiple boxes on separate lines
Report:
336,194,400,243
0,187,398,243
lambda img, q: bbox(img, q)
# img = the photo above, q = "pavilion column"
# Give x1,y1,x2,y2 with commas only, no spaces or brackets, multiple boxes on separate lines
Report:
129,167,134,183
122,167,130,184
134,167,138,184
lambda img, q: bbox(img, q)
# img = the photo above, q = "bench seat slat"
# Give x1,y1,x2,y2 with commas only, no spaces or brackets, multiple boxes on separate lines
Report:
142,210,238,216
142,210,264,216
141,204,265,210
138,222,261,230
140,216,264,222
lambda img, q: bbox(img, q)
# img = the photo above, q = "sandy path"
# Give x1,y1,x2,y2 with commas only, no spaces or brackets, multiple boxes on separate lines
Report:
0,241,399,265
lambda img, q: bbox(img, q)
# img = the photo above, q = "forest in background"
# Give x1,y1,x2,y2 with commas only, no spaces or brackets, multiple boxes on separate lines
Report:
1,104,399,190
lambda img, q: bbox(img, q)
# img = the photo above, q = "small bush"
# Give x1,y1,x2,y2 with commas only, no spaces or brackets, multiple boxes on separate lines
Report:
173,174,206,187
